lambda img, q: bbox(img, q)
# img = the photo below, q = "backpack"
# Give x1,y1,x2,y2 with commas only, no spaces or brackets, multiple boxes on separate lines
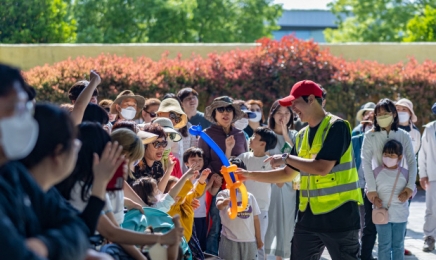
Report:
122,207,192,260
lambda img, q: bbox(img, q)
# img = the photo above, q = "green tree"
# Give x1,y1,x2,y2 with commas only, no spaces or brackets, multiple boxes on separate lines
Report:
404,5,436,41
0,0,76,43
73,0,281,43
324,0,436,43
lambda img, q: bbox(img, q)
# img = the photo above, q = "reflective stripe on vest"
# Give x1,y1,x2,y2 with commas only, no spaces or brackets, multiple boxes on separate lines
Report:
301,181,359,197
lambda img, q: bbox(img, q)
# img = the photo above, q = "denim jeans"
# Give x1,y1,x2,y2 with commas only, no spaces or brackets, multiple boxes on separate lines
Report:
206,195,221,255
361,190,377,260
375,222,407,260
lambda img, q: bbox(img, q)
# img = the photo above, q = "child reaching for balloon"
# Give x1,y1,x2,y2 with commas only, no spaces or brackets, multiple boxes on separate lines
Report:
370,140,414,260
216,157,262,260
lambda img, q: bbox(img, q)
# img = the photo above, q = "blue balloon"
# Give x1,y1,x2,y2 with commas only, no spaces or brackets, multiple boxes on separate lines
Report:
189,125,236,182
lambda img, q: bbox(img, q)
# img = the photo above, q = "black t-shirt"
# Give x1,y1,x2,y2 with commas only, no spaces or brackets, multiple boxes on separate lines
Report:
290,119,360,233
128,159,164,186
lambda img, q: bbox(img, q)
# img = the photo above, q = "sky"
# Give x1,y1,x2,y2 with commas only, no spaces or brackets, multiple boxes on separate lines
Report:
273,0,332,10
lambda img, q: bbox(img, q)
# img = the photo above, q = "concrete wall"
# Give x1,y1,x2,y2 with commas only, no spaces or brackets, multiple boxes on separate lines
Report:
0,43,258,70
2,42,436,70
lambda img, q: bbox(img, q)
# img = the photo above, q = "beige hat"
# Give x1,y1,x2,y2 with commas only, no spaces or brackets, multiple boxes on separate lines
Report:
110,90,145,120
205,96,244,124
137,130,158,145
395,98,417,123
356,102,376,122
156,98,187,129
152,117,182,142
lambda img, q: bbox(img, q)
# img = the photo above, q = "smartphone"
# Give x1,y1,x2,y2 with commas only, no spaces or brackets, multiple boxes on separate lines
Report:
106,162,125,191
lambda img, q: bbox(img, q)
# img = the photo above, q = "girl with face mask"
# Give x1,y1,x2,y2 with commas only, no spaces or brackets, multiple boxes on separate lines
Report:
371,140,412,260
361,99,417,253
395,98,421,155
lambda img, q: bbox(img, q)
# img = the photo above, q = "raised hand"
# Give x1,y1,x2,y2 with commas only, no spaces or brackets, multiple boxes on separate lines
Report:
92,141,124,186
225,135,235,151
198,168,212,184
89,70,101,86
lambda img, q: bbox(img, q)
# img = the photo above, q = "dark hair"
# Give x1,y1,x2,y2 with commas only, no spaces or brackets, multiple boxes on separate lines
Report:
142,123,166,140
82,103,109,125
162,95,189,137
132,177,157,206
20,103,76,169
268,100,294,130
229,157,247,170
144,98,161,110
56,122,111,201
112,120,137,133
68,80,99,102
254,127,278,151
183,147,204,164
27,86,37,101
0,64,30,98
373,98,399,132
383,139,403,156
321,87,327,100
302,96,323,106
177,88,199,102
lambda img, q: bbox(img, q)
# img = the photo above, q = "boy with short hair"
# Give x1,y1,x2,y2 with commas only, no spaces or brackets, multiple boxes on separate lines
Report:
238,127,277,260
216,157,263,260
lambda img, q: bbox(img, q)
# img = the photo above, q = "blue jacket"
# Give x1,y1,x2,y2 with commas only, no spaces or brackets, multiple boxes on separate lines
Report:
351,125,365,188
0,161,90,260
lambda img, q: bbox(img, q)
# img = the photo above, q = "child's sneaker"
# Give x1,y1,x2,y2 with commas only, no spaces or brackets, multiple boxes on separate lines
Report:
423,236,435,252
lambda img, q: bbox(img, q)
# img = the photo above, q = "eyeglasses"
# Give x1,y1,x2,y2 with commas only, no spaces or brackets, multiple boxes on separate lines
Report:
250,108,261,112
216,106,234,113
152,140,168,148
143,108,157,118
183,96,197,102
169,112,182,124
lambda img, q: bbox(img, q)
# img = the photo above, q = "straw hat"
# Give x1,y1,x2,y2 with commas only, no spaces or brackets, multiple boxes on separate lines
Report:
395,98,417,123
205,96,244,124
137,131,158,145
356,102,376,121
110,90,145,120
156,98,187,129
152,117,182,142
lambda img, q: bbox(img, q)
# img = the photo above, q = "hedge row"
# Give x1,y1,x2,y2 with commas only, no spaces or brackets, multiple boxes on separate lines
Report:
23,36,436,128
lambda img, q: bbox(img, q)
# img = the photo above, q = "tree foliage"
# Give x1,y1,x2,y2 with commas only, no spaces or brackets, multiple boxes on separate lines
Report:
404,5,436,42
0,0,282,43
325,0,436,43
0,0,76,43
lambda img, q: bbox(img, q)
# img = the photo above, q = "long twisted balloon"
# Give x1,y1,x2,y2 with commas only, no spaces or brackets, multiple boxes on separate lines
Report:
189,125,248,219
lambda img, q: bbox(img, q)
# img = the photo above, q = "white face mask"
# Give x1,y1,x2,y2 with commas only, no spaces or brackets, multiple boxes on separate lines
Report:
249,112,262,123
0,112,39,160
398,112,410,123
120,107,137,120
234,118,249,130
382,156,398,168
155,190,165,202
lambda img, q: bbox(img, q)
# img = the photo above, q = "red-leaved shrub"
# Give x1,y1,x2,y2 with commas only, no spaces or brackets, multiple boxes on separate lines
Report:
23,36,436,128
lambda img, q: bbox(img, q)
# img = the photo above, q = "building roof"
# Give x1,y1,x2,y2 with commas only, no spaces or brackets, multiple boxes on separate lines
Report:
278,9,338,29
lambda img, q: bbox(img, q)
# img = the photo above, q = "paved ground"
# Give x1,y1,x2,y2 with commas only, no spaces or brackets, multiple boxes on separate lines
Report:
267,190,435,260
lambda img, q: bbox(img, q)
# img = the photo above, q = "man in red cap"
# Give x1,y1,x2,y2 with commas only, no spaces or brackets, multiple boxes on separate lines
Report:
237,80,363,259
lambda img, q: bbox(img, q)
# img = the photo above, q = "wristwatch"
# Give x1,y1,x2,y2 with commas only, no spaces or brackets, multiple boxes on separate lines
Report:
281,153,289,164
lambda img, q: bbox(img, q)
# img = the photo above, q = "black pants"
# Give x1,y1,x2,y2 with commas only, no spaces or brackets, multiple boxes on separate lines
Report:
194,217,207,252
291,227,360,260
360,191,377,260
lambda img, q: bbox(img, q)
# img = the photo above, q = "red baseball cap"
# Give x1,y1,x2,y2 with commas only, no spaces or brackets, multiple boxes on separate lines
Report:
279,80,323,106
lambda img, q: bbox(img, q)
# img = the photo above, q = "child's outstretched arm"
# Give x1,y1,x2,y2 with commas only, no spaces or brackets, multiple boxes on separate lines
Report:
216,197,231,211
167,163,197,199
158,155,177,193
254,215,263,249
193,168,211,197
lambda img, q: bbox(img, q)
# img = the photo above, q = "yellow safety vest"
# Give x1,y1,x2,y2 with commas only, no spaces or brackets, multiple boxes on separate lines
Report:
295,114,363,215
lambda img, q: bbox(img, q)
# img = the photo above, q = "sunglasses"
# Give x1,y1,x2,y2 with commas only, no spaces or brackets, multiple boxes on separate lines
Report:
143,108,157,118
167,132,178,141
169,112,182,124
152,140,168,148
216,106,234,113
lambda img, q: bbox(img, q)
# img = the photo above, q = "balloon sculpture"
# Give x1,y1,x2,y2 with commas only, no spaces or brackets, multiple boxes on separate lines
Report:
189,125,248,219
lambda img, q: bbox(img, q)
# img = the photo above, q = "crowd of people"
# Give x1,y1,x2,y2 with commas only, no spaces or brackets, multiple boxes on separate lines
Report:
0,63,435,260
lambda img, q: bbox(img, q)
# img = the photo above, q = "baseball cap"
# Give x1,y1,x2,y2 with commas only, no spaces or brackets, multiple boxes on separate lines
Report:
279,80,323,107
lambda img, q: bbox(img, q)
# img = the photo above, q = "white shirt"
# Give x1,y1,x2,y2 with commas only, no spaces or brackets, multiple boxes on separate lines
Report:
69,181,112,213
238,152,272,211
418,121,436,181
217,190,260,242
108,190,125,225
194,179,208,218
374,166,410,223
153,193,175,213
